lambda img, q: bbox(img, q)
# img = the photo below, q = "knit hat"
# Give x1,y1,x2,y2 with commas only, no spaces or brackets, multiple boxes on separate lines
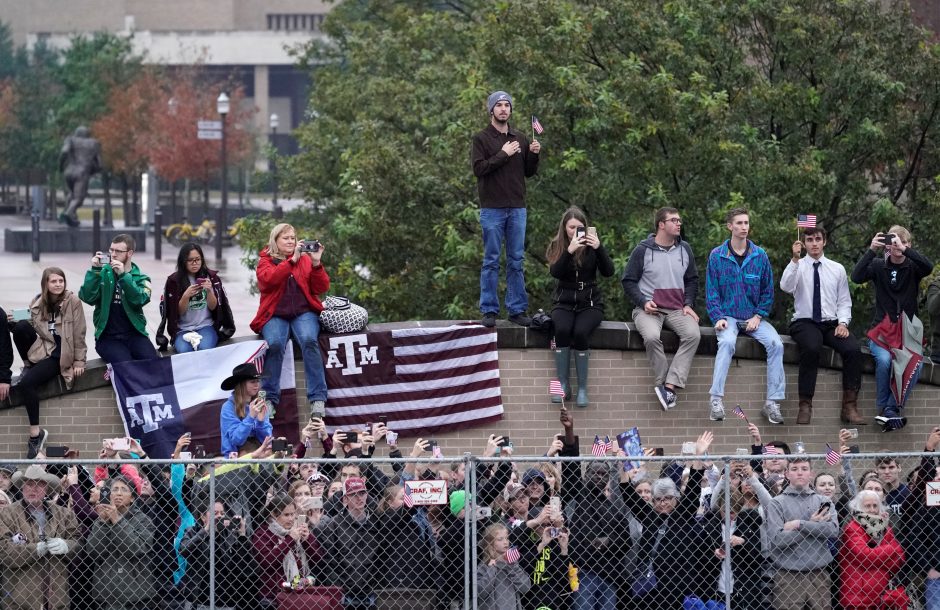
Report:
449,490,467,516
487,91,513,114
0,463,16,476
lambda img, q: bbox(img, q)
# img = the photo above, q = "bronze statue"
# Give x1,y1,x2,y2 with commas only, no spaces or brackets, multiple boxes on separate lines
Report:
58,126,102,227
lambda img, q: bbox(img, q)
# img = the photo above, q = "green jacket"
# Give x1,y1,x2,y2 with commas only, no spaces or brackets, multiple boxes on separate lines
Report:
79,262,152,338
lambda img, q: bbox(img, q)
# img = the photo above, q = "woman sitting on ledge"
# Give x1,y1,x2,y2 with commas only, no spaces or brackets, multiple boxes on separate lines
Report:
219,363,272,457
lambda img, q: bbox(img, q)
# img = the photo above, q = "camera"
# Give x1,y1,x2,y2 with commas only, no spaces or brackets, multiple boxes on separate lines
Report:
497,436,511,448
99,253,111,265
475,506,492,519
99,486,111,505
299,240,321,253
272,438,288,453
882,233,896,246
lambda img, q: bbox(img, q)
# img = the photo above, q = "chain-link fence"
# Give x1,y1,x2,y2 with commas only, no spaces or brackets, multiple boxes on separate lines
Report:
1,451,938,610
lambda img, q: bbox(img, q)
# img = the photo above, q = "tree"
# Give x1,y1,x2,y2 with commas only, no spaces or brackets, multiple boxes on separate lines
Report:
265,0,940,327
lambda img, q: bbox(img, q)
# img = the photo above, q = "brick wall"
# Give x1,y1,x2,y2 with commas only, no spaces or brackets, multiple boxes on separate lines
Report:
1,323,937,460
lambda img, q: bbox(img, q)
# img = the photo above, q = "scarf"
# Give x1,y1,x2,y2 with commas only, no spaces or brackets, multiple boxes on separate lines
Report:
853,510,888,544
268,521,309,584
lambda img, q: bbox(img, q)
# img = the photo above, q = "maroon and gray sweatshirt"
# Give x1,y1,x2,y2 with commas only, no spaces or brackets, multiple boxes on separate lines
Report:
621,235,699,311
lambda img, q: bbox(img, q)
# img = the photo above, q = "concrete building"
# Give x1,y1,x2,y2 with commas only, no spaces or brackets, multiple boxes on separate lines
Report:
0,0,334,154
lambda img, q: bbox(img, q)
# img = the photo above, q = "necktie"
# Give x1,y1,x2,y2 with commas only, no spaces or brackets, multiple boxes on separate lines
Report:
812,261,822,323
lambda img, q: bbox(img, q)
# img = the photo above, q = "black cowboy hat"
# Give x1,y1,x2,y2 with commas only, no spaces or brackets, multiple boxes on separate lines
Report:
220,363,263,391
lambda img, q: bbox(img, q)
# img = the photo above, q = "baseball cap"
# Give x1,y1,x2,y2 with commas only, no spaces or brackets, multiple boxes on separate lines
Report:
503,482,526,502
343,477,367,495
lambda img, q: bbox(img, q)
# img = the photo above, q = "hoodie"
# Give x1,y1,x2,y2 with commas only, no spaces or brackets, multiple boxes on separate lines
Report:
622,235,698,311
766,485,838,571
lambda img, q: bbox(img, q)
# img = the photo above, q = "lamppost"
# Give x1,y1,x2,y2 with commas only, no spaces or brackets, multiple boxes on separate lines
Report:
270,113,281,219
215,92,229,261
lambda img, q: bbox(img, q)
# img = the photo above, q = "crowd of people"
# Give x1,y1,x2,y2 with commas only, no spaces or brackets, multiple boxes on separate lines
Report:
0,410,938,610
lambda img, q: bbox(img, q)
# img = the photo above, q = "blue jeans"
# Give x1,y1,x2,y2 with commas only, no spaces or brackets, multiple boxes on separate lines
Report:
926,577,940,610
710,318,785,400
96,333,159,364
869,339,922,411
573,569,617,610
261,313,327,405
479,207,528,315
173,326,218,353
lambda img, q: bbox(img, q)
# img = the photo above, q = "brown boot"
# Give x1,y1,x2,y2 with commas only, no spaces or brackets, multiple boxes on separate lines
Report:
797,397,813,425
840,388,867,424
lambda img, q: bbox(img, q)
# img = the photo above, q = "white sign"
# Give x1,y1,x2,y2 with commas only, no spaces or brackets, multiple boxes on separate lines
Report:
197,120,222,130
197,130,223,141
404,479,448,506
927,481,940,507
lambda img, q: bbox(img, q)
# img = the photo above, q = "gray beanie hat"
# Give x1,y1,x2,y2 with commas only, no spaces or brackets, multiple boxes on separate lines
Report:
487,91,513,114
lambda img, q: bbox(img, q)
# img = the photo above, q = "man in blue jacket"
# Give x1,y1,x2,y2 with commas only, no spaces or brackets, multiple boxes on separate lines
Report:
705,208,785,423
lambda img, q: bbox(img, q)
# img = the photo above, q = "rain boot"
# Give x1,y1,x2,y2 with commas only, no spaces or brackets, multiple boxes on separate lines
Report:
575,350,590,408
552,347,571,403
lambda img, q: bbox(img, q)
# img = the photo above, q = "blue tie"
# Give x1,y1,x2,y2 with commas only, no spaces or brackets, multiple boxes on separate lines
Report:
812,261,822,323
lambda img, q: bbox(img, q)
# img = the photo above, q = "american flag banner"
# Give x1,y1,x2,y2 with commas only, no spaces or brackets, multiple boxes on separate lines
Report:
549,379,566,398
763,445,783,456
319,325,503,437
604,435,614,453
732,405,748,422
825,444,842,466
402,484,414,508
505,546,521,564
591,435,607,457
531,115,544,135
797,214,817,228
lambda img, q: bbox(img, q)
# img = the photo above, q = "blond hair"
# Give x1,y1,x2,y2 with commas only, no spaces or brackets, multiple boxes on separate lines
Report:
481,523,509,562
887,225,912,245
267,223,296,259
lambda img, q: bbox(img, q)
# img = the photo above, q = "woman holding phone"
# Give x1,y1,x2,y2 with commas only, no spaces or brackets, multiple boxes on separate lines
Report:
219,363,273,456
545,207,615,407
156,242,234,353
252,493,323,602
6,267,86,458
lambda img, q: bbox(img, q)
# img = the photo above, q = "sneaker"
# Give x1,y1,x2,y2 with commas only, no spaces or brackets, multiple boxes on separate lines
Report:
481,312,497,328
876,408,907,432
709,397,725,421
762,401,784,424
508,312,532,327
27,428,49,459
655,385,678,411
309,400,326,419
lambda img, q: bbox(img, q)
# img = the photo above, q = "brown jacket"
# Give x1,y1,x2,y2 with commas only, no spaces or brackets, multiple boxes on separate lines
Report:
0,499,81,610
25,290,86,389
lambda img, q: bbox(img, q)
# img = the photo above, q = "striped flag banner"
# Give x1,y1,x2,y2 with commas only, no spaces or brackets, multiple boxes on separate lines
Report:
549,379,566,397
531,115,544,135
402,484,414,508
732,405,748,422
604,435,614,453
763,445,783,455
319,325,503,437
505,546,521,564
825,444,842,465
109,340,299,458
591,435,607,457
797,214,817,228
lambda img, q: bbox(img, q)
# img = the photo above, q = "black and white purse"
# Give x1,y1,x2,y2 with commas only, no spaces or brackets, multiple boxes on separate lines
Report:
319,296,369,334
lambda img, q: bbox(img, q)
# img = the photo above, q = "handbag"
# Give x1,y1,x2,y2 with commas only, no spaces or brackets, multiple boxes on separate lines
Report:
880,577,910,610
632,524,667,598
319,296,369,334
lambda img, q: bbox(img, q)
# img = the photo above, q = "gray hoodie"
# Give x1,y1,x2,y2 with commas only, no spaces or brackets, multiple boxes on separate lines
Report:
622,235,699,311
766,485,838,571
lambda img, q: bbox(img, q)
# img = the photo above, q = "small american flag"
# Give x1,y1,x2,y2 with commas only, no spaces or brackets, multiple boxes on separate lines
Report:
825,444,841,466
604,435,614,453
549,379,566,398
531,115,544,135
732,405,748,422
505,546,521,564
763,445,783,455
591,435,607,457
402,484,414,508
797,214,817,228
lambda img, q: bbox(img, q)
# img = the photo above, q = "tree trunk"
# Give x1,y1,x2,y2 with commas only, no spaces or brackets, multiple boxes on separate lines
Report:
131,174,140,226
103,171,113,227
121,173,130,226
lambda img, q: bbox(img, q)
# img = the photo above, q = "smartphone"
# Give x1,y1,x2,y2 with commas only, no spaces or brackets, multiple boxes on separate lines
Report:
99,253,111,265
653,447,665,457
432,444,443,459
847,429,859,439
343,431,358,444
11,308,30,322
681,442,696,456
587,226,597,237
794,441,805,454
550,496,562,511
378,415,388,426
109,438,130,451
736,448,749,456
385,431,398,445
99,486,111,505
549,527,560,538
575,226,586,240
735,321,750,334
849,445,860,454
272,438,288,453
179,451,193,461
475,506,492,519
308,497,324,510
45,446,68,458
497,436,511,448
294,514,307,527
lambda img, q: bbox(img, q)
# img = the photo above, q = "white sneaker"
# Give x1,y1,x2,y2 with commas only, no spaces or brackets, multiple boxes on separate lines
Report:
709,397,725,421
762,401,784,424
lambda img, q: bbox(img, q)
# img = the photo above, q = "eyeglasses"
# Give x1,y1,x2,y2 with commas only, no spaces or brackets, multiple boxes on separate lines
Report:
665,218,683,225
186,258,203,264
653,496,677,504
108,248,129,254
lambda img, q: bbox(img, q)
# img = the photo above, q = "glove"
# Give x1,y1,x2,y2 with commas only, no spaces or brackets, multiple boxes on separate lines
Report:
36,540,48,557
46,538,69,555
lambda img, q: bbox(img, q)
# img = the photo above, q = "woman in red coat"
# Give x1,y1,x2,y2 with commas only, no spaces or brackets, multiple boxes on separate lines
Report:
250,223,330,420
252,493,324,604
838,489,905,610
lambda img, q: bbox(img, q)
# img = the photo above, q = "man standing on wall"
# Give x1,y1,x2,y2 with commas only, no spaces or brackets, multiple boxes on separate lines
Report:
705,208,785,423
779,227,864,425
622,207,701,411
471,90,541,327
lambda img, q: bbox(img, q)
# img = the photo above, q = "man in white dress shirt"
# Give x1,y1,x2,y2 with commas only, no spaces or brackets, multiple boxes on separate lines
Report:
780,227,863,425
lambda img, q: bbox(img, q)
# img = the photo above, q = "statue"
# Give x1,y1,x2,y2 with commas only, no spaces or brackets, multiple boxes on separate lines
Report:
58,126,102,227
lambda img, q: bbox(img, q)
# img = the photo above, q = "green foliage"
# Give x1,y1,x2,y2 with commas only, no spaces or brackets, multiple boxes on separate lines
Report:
256,0,940,326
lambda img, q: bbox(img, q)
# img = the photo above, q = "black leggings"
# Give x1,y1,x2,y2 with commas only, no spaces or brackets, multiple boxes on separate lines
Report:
550,307,603,351
11,320,59,427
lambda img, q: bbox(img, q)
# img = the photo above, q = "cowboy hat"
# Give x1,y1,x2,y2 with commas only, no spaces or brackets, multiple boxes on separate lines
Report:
11,464,61,491
220,362,263,391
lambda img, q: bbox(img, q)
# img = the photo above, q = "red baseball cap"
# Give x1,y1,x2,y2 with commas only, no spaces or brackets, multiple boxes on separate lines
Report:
344,477,367,495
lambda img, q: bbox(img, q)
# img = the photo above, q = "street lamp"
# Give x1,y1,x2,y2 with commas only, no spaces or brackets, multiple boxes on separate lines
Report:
215,92,230,261
270,113,282,219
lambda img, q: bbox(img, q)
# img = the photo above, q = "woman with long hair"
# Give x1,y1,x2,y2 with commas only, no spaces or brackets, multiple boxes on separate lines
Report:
218,363,272,456
545,207,614,407
157,242,234,353
252,493,323,604
7,267,86,458
250,223,330,419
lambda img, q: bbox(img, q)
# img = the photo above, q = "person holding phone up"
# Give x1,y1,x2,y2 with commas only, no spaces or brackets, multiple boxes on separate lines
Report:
545,206,615,408
156,242,235,354
4,267,87,458
219,363,273,456
851,226,933,431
